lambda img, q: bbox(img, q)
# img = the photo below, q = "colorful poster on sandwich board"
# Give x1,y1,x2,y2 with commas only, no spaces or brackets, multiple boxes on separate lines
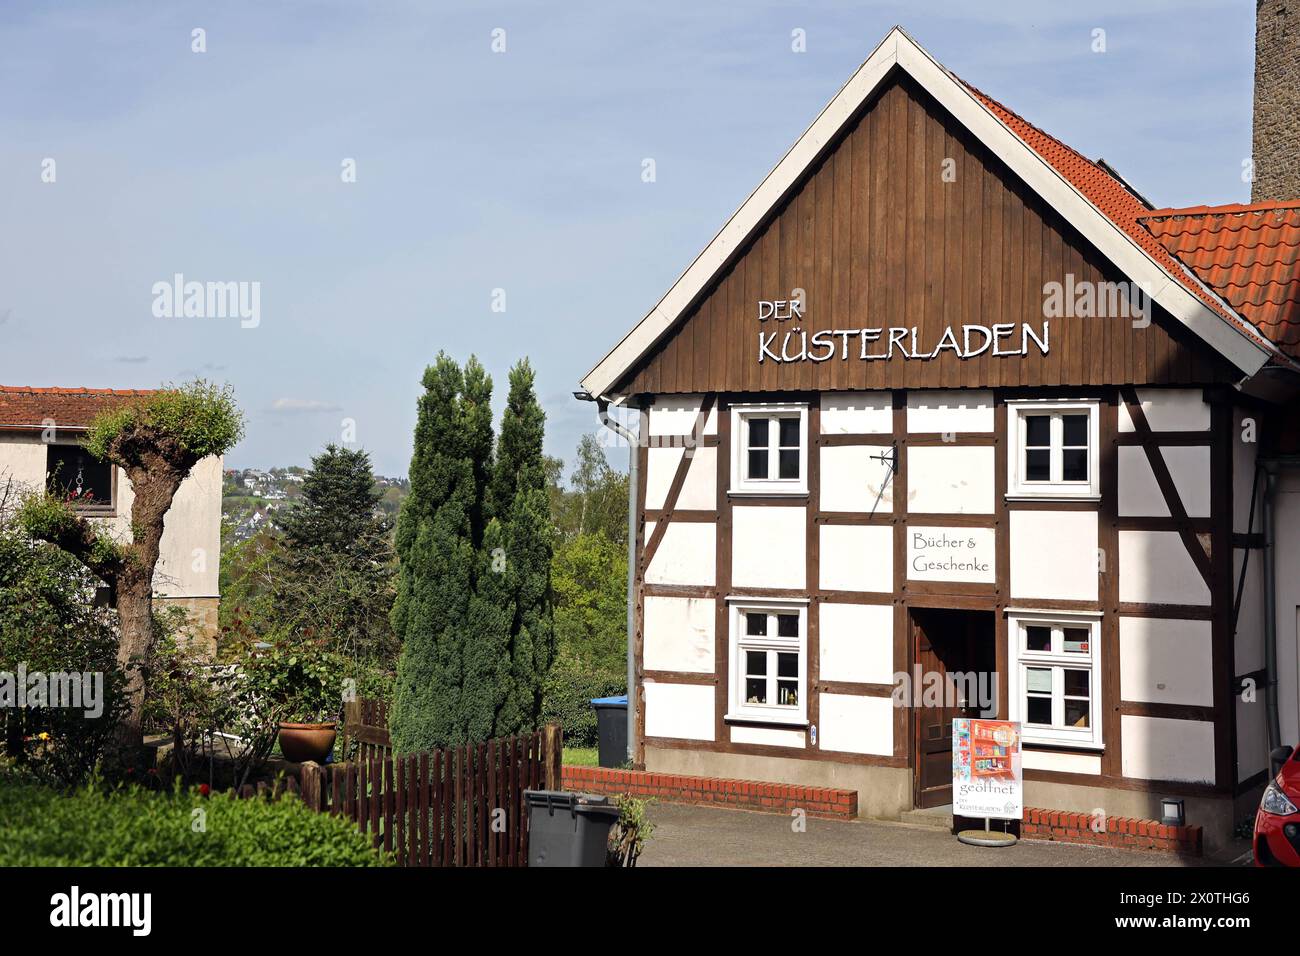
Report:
952,718,1022,820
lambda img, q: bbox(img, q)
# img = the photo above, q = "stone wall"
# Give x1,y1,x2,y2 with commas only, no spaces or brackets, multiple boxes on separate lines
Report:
1253,0,1300,201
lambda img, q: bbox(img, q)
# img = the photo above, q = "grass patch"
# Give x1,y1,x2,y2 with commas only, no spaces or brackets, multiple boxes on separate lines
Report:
563,746,599,767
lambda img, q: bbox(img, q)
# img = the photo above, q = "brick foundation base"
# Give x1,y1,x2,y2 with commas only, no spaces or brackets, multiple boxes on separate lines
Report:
562,766,1203,855
1020,808,1202,856
561,765,858,819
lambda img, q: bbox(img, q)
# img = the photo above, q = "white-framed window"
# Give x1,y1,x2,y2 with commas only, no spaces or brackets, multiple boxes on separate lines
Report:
1006,400,1100,499
47,443,116,515
1007,610,1103,749
729,403,808,495
726,598,807,725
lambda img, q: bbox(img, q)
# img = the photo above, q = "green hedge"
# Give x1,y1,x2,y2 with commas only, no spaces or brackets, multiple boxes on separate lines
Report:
543,654,624,748
0,773,389,867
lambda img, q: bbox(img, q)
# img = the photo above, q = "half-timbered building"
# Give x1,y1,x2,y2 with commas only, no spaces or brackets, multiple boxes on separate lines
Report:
580,28,1300,852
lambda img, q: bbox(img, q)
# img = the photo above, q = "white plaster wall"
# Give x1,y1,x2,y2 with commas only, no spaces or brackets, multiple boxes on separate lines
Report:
1272,476,1300,746
643,596,715,673
1234,548,1266,676
1236,694,1270,783
648,395,716,436
818,693,893,755
732,506,804,589
820,392,892,434
1117,446,1167,517
645,446,715,511
1022,750,1101,774
819,602,894,684
1117,388,1210,432
1163,446,1211,518
905,390,995,434
644,521,716,586
731,725,805,748
819,524,892,592
1009,511,1098,601
1118,617,1213,706
1232,406,1260,534
1117,530,1210,606
906,446,994,514
1120,715,1215,783
0,436,221,598
819,444,894,513
907,526,996,584
1117,445,1210,518
643,682,714,741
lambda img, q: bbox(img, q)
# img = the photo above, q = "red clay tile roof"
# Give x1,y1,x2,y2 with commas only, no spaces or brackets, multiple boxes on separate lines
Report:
1138,201,1300,357
961,80,1292,365
0,386,155,430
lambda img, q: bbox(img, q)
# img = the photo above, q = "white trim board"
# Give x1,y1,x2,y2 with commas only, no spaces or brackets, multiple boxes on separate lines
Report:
580,27,1276,399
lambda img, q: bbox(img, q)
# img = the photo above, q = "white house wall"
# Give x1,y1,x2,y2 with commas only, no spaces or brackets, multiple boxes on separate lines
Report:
1272,473,1300,746
819,524,892,592
643,682,714,741
1117,530,1210,606
0,434,221,599
820,444,894,512
1117,388,1211,433
644,520,715,586
646,446,715,511
818,693,893,755
1118,617,1213,707
1120,714,1215,784
905,389,994,433
643,596,714,673
1009,510,1098,601
819,392,891,434
819,602,894,684
907,446,995,514
647,394,717,437
732,506,804,589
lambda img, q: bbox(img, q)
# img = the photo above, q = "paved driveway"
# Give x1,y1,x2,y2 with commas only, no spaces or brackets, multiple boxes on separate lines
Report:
638,804,1209,867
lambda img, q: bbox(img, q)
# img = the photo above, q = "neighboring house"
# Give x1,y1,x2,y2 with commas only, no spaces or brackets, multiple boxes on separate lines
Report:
0,386,223,653
581,25,1300,855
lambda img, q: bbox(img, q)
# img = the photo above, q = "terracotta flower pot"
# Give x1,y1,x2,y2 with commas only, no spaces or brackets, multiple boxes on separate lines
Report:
277,722,338,763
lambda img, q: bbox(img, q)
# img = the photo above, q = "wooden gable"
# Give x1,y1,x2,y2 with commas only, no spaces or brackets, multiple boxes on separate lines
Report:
616,72,1238,395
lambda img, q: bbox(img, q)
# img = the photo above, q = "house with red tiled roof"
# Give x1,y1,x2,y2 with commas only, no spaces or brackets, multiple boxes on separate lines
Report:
577,24,1300,856
0,386,223,651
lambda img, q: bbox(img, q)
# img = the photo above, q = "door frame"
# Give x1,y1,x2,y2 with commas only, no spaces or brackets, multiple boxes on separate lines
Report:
908,605,998,809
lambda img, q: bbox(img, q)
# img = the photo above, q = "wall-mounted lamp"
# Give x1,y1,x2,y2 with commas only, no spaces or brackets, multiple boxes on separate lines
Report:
1160,797,1185,827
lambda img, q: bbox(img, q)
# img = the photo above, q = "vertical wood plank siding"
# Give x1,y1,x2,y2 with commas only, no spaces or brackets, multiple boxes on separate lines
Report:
617,74,1236,396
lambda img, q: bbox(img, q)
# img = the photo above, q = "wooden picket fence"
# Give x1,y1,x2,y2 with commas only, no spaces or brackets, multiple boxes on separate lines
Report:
299,723,562,867
340,697,392,764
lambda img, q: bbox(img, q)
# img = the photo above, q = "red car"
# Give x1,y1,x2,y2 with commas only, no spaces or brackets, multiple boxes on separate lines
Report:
1255,745,1300,866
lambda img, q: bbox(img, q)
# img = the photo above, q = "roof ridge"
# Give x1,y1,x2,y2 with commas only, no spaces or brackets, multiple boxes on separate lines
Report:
0,385,156,395
956,77,1120,185
1140,199,1300,219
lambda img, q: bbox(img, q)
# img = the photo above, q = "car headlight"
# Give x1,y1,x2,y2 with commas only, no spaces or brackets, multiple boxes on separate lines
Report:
1261,780,1299,816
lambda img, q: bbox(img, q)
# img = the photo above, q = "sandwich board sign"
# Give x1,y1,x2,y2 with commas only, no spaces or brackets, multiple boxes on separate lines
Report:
952,718,1022,820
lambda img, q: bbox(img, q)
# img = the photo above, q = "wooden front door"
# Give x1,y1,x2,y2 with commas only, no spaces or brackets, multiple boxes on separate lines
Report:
911,608,995,809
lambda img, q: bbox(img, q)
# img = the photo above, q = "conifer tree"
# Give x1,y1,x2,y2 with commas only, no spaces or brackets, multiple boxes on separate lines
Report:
390,355,493,751
489,360,556,735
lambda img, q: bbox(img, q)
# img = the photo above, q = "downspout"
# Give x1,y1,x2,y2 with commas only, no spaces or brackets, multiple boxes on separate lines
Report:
597,397,639,764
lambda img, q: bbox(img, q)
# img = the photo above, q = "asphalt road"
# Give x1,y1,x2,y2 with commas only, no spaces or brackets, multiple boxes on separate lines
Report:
637,803,1211,867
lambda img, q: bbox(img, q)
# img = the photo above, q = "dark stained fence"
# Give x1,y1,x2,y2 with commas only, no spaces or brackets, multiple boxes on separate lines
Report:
340,698,392,764
301,722,562,867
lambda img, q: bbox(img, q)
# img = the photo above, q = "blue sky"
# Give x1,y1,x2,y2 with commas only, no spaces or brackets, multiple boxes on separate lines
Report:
0,0,1258,476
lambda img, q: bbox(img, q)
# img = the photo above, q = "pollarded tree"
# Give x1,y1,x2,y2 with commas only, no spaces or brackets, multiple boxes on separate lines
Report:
18,381,244,770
